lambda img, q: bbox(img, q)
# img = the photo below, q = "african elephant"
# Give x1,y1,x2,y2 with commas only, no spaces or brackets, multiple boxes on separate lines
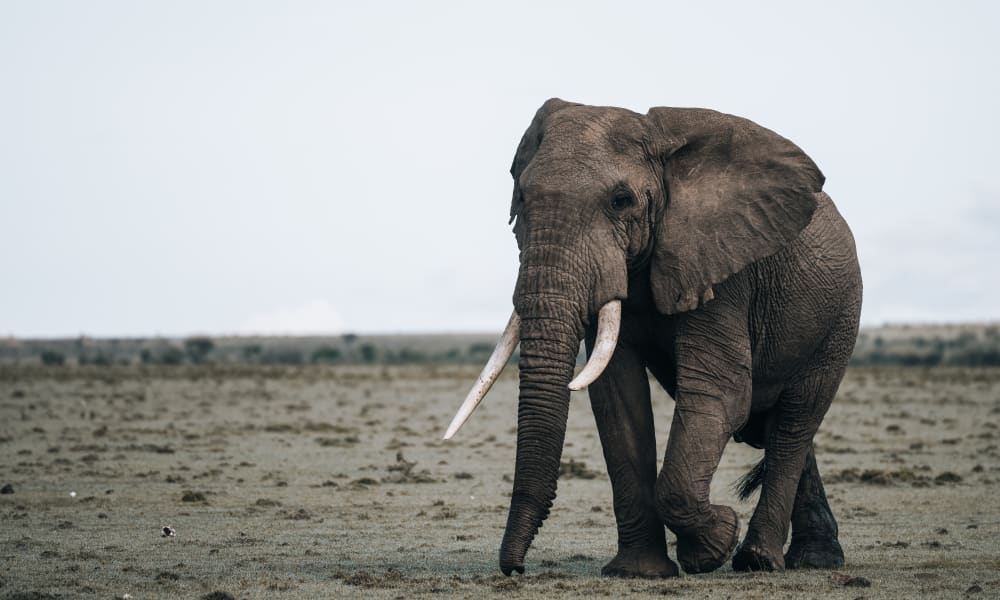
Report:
444,99,862,578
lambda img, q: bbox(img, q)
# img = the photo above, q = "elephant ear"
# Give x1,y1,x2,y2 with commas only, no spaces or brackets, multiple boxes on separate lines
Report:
645,107,824,314
509,98,579,223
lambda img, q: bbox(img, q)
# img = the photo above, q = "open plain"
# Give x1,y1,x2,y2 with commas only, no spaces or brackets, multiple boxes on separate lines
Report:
1,364,998,599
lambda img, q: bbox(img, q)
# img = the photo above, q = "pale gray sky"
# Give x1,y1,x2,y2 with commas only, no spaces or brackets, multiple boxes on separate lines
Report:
1,1,998,337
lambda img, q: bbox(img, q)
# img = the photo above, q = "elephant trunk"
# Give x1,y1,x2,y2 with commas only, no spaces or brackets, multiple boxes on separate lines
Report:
499,252,588,575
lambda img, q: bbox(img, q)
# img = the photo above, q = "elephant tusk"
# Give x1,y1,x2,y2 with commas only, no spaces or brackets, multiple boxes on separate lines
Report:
568,300,621,391
443,310,520,440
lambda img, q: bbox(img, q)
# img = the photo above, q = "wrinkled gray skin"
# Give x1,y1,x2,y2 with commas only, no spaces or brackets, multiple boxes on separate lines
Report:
500,99,862,578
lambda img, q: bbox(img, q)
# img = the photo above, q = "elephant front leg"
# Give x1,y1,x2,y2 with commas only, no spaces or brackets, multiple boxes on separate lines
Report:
655,400,742,574
653,291,752,573
588,336,678,579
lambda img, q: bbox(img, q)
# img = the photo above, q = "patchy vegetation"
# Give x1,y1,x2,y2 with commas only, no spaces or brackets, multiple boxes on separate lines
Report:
559,458,604,480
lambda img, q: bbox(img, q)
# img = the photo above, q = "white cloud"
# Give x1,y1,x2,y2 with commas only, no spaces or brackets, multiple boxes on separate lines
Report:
236,300,346,336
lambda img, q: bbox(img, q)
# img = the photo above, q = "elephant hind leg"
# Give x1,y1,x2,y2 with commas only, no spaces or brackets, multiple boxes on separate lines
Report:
785,446,844,569
733,307,855,573
731,445,845,569
732,370,846,571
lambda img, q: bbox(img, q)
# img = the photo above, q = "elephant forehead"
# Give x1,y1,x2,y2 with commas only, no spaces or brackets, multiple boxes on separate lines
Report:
523,112,649,191
542,106,646,152
520,156,637,199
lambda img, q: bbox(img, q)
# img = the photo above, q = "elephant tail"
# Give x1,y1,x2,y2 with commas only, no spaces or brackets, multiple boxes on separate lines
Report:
734,457,766,502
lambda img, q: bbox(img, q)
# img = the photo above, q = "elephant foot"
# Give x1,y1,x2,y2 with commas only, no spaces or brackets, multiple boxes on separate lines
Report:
675,505,741,574
732,538,785,572
601,547,679,579
785,537,844,569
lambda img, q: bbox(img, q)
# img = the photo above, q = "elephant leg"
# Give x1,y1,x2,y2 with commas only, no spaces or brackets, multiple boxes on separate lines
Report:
653,303,751,574
785,446,844,569
733,306,855,573
587,334,678,578
733,368,845,572
655,401,742,574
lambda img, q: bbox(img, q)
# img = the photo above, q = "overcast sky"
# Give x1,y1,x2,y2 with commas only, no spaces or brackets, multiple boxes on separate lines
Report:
2,1,998,337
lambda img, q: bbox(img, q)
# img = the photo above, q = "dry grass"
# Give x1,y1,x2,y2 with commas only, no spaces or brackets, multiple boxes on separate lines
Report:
0,365,997,598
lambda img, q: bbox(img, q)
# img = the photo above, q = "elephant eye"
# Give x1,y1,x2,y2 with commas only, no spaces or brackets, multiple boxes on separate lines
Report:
610,190,635,211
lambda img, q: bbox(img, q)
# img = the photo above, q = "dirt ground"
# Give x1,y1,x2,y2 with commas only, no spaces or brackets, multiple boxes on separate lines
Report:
1,365,998,599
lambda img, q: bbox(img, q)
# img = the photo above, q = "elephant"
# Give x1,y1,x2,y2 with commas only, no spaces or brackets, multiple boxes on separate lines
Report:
443,99,862,578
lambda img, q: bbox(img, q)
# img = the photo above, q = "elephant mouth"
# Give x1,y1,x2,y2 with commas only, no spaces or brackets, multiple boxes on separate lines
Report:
442,299,621,440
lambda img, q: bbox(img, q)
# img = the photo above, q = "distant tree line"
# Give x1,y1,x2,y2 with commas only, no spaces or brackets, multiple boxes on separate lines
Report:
18,334,518,367
850,327,1000,367
233,341,508,366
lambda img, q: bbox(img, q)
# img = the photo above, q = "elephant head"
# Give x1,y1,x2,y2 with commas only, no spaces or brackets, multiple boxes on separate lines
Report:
444,98,824,575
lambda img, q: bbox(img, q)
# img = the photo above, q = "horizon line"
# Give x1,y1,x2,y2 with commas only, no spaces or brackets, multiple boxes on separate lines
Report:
4,320,1000,342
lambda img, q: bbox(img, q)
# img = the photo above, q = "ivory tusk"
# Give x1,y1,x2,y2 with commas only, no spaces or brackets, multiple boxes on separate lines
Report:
442,311,520,440
568,300,621,391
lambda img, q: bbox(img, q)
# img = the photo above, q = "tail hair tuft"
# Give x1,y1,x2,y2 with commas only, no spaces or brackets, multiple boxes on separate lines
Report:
734,457,766,502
